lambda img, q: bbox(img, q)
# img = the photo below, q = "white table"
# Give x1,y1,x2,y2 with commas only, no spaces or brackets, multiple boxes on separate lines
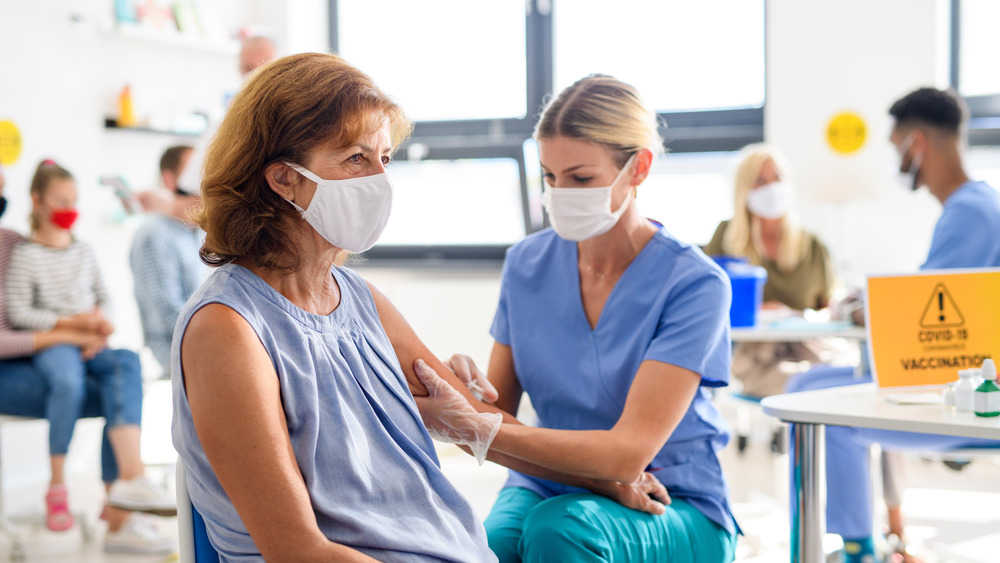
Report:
761,383,1000,563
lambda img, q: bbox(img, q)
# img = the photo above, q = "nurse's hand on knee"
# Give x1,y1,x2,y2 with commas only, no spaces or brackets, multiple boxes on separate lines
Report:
413,359,502,465
445,353,499,403
593,472,670,515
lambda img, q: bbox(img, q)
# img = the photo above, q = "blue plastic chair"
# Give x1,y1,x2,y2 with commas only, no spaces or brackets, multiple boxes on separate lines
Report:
176,459,220,563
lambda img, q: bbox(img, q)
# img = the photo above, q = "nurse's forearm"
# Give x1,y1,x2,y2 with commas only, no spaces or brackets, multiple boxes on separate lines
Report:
489,425,646,483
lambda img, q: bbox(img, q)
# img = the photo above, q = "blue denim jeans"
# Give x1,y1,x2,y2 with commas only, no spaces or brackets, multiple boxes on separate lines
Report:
0,346,143,483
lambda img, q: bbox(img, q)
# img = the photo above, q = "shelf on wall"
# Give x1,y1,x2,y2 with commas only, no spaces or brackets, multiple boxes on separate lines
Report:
104,118,202,137
104,23,239,56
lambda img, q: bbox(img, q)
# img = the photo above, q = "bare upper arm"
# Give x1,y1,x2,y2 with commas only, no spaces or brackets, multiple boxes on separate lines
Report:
364,280,521,424
181,303,330,560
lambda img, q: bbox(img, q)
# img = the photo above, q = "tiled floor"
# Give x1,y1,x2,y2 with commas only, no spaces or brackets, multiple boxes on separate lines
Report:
2,387,999,562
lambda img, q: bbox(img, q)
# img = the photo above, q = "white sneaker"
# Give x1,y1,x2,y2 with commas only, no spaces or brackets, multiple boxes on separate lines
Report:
104,513,177,555
108,476,177,516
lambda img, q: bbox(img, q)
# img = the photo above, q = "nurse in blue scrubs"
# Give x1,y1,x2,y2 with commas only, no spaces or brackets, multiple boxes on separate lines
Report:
415,74,738,563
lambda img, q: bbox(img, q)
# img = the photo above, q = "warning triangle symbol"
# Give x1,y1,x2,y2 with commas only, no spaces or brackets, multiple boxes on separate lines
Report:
920,283,965,328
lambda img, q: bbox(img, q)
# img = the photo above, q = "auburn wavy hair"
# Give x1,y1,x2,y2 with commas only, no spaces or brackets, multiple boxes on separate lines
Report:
197,52,411,270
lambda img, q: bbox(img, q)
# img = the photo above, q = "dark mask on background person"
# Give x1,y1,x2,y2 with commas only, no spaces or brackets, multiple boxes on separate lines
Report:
0,196,6,218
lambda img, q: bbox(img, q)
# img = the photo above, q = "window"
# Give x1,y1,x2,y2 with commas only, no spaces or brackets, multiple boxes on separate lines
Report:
330,0,765,260
952,0,1000,145
336,0,527,122
377,157,526,246
635,152,737,246
553,1,765,113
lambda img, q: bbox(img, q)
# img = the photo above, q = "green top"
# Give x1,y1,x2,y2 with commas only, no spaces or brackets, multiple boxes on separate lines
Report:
975,379,1000,393
703,220,835,311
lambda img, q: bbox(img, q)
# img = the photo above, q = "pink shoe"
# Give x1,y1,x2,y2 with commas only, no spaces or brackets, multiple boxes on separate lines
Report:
45,485,75,532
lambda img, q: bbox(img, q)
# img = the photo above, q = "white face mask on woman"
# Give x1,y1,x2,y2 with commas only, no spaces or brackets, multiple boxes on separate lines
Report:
541,155,635,241
745,181,791,220
283,162,393,253
895,133,923,192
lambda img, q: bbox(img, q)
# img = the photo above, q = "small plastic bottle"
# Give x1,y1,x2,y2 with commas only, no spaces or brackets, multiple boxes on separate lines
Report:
118,85,137,128
955,368,978,412
974,359,1000,418
942,382,956,412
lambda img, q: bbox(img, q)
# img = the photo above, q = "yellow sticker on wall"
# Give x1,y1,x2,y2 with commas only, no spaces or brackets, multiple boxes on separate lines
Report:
826,112,866,155
0,120,23,166
866,269,1000,388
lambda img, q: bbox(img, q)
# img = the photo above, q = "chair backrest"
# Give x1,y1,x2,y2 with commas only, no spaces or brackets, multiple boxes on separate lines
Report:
175,459,220,563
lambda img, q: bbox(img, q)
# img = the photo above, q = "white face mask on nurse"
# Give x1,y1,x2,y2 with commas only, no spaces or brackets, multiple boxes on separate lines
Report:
539,139,642,242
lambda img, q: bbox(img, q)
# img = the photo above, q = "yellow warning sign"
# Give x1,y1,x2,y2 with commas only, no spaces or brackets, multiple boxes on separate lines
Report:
920,283,965,327
867,270,1000,388
826,111,867,155
0,120,22,166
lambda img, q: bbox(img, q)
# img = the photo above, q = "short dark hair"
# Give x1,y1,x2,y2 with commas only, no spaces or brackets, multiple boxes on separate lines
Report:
159,145,193,175
889,87,967,134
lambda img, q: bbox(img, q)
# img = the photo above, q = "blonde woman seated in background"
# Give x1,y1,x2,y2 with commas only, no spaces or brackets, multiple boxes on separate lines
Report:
703,144,837,398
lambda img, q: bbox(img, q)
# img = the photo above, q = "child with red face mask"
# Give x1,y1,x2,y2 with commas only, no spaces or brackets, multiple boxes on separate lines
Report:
5,160,126,532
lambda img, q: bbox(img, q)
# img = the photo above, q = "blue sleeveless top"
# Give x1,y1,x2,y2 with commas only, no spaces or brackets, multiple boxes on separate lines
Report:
171,263,496,562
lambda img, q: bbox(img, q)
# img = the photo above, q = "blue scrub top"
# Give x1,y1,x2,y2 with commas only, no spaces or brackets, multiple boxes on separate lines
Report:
490,227,736,534
922,180,1000,270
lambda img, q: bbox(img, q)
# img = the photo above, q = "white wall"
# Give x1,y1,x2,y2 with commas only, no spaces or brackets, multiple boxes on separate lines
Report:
0,0,330,491
767,0,953,287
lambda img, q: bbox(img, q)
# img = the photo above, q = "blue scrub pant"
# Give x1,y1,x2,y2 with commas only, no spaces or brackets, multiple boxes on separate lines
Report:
786,366,1000,538
484,487,736,563
0,346,144,483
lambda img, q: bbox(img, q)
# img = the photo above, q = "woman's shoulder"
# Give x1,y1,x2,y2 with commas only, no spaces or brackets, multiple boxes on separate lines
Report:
0,228,23,247
501,228,564,273
797,228,830,257
647,229,729,287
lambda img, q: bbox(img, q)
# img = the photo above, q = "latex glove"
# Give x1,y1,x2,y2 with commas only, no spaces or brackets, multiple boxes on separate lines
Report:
413,359,502,465
446,353,499,403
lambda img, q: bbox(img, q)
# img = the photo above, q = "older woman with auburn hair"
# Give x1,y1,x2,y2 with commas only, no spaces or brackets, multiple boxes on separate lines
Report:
171,52,501,562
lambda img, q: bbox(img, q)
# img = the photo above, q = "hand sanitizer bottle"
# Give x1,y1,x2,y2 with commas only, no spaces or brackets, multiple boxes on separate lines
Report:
974,359,1000,417
955,369,978,412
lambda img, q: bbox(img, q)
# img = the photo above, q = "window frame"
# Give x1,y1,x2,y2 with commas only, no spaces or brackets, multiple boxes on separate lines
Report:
329,0,765,261
951,0,1000,146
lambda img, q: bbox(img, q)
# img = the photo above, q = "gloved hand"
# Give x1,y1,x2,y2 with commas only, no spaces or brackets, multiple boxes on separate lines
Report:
445,353,499,403
413,359,502,465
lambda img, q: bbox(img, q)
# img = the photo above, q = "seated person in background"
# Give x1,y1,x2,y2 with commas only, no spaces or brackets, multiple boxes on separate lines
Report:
703,144,836,397
0,161,174,553
130,145,207,374
787,87,1000,563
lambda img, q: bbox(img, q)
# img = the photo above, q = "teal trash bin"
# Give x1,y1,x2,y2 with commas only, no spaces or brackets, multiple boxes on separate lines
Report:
710,256,767,328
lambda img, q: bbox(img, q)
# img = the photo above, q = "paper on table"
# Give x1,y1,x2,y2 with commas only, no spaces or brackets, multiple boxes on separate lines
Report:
883,393,944,405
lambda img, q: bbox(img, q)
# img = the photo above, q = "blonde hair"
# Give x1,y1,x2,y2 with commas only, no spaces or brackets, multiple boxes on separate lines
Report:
197,52,412,270
534,74,664,167
723,144,809,272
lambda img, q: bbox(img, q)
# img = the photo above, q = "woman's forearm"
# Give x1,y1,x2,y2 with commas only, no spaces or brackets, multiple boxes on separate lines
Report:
490,425,646,482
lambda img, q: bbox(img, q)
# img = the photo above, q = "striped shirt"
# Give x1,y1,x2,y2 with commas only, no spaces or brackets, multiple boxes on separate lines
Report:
0,229,34,358
4,238,110,331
